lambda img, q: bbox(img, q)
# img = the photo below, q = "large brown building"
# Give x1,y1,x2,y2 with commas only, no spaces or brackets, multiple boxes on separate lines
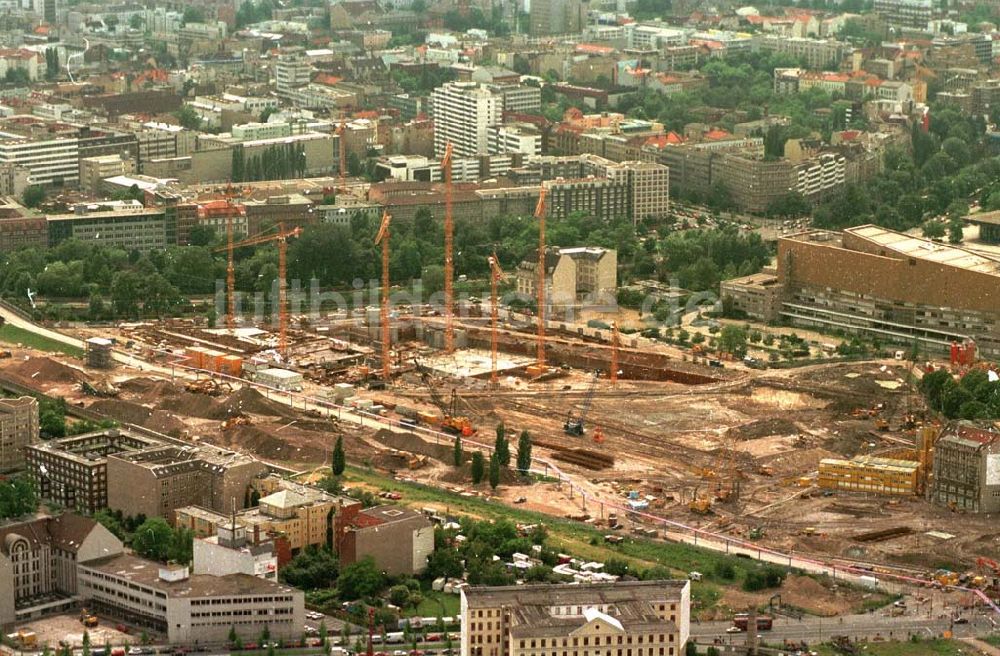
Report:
25,428,161,514
0,396,38,473
722,226,1000,358
338,505,433,576
929,422,1000,513
460,580,691,656
106,441,267,521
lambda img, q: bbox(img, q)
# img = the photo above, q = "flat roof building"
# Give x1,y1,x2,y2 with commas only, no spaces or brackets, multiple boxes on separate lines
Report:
106,441,267,522
338,505,434,576
25,428,161,515
774,226,1000,358
929,422,1000,513
78,553,304,645
460,580,691,656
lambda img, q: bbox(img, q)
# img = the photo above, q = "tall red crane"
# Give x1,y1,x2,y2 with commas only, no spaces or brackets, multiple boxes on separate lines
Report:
488,252,507,387
224,188,238,329
214,224,302,358
534,186,548,366
442,142,455,353
375,210,392,382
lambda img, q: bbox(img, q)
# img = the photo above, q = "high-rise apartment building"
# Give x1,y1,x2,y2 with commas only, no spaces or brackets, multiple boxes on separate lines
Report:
431,82,502,158
530,0,587,36
0,396,38,473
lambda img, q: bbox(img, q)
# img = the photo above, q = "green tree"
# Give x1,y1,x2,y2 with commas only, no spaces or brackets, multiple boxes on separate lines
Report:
131,517,175,562
948,217,965,244
718,325,748,357
39,397,67,439
488,453,500,490
516,430,532,473
332,435,346,476
453,435,463,467
389,584,410,607
93,509,125,539
922,220,946,240
493,423,510,468
22,185,46,208
174,106,202,130
338,556,385,600
471,451,485,484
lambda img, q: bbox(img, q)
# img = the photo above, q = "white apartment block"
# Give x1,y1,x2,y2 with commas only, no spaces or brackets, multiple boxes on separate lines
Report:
431,82,502,158
0,133,79,186
231,122,292,141
78,555,303,645
489,125,542,156
275,56,312,94
796,152,845,199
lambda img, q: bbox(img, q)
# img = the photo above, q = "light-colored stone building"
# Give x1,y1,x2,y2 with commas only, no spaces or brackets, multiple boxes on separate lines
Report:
516,247,617,307
0,396,38,473
0,513,124,628
460,580,691,656
177,476,361,554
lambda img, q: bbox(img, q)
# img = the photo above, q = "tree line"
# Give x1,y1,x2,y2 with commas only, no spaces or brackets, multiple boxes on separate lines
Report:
231,143,308,183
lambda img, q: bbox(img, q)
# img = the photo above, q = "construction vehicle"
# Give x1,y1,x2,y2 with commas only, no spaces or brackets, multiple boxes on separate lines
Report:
688,498,712,514
874,417,889,431
81,378,120,397
80,608,98,628
0,349,11,359
186,379,231,396
221,415,252,431
413,361,476,435
564,374,600,436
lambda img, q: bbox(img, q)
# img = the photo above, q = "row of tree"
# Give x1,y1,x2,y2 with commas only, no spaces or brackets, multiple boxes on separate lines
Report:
231,143,308,183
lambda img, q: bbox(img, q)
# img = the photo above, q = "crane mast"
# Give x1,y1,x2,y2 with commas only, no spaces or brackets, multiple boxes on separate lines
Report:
488,253,507,387
534,186,547,367
375,210,393,382
442,142,454,353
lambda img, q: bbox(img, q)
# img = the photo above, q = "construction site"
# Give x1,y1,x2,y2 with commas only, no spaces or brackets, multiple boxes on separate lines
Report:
3,171,1000,609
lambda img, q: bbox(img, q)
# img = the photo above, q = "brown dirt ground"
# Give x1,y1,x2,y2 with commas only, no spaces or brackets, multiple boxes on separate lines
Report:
715,575,885,618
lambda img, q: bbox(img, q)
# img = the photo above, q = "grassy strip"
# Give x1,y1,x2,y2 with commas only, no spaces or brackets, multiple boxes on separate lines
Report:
342,468,772,592
812,639,969,656
0,323,84,358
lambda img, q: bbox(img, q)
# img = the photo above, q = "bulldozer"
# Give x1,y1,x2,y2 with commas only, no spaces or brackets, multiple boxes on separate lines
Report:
80,378,120,397
221,415,252,431
688,498,712,514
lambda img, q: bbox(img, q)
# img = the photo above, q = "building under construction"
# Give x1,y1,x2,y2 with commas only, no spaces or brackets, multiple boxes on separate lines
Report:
818,455,921,496
929,421,1000,513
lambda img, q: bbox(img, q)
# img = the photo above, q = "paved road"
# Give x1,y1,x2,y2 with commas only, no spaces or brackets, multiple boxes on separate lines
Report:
692,611,1000,647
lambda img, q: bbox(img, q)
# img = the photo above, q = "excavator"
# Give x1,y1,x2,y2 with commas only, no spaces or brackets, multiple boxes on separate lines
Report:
564,374,600,436
413,358,476,436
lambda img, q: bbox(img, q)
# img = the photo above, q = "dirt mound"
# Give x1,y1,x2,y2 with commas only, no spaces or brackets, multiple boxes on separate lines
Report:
216,387,293,419
8,357,86,385
156,392,222,419
372,428,453,462
119,377,182,400
214,422,326,463
88,399,187,435
90,399,157,425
